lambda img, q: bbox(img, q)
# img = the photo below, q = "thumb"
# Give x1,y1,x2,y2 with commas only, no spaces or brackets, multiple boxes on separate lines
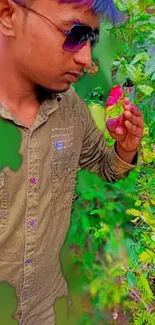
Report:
106,115,127,140
106,115,124,133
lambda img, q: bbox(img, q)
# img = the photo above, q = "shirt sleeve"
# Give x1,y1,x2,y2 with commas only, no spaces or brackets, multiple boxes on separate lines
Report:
78,100,138,183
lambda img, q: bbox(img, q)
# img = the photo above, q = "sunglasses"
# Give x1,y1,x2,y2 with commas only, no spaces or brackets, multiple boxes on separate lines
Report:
12,0,99,52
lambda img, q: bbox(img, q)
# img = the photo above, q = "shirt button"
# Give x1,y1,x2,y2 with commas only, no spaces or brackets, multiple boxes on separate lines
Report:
29,219,36,227
30,178,37,184
25,258,33,264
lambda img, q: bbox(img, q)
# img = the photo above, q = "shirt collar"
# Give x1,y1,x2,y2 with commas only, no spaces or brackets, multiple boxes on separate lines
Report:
0,88,62,124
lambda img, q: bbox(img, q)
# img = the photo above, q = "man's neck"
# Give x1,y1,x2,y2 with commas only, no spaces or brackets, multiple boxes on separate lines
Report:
0,65,54,127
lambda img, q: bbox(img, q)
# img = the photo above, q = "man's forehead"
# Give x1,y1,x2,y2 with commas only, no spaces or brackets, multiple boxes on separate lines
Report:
53,2,100,30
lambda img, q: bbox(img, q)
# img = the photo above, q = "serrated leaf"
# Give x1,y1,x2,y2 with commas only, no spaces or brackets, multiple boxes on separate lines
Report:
137,274,154,303
126,208,141,217
139,250,154,264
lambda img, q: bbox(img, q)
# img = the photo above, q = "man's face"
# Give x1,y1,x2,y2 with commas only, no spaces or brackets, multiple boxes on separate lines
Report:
10,0,100,92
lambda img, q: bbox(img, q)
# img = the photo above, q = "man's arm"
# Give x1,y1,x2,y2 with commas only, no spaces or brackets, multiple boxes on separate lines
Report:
78,100,138,183
116,142,138,165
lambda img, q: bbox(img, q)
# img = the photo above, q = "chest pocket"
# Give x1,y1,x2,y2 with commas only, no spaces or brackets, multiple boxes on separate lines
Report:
52,150,78,213
0,171,7,233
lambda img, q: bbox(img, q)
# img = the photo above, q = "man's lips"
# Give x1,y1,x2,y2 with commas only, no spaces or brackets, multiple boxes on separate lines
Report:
68,72,83,78
65,72,83,82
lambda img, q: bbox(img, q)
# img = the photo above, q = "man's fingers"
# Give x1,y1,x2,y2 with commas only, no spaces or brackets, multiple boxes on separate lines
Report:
124,120,143,138
106,115,124,132
124,110,144,128
124,101,143,118
108,129,126,142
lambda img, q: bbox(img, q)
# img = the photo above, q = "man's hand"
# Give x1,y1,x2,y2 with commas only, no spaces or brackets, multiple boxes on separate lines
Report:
106,99,144,164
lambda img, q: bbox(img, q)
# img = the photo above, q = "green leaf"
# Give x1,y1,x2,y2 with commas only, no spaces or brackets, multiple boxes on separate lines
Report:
130,53,149,65
137,85,154,96
81,216,90,231
90,278,101,297
151,72,155,81
145,58,155,76
90,209,103,216
150,30,155,39
137,274,154,303
126,271,137,288
0,282,18,325
139,250,154,264
88,103,106,132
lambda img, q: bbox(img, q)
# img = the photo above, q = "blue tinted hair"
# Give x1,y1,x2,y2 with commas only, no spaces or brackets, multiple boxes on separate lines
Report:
58,0,125,25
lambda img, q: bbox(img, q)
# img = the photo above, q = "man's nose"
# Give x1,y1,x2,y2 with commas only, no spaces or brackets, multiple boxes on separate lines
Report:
73,41,92,70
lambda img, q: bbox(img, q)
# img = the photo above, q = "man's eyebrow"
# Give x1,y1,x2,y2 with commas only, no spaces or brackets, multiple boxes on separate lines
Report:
60,18,85,26
60,18,100,31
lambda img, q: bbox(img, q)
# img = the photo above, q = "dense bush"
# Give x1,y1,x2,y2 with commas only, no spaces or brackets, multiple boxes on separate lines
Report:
57,1,155,324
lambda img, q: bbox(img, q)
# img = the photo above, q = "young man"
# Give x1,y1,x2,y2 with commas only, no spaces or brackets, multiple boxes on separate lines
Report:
0,0,144,324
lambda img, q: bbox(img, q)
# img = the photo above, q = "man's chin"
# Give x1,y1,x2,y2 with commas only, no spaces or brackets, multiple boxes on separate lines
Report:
50,82,72,94
35,82,72,101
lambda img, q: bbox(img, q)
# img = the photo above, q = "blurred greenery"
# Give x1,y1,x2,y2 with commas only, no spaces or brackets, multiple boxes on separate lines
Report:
0,1,154,324
0,118,22,171
0,283,18,325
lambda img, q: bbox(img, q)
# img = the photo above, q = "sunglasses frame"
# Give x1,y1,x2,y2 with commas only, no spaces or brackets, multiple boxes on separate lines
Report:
12,0,99,52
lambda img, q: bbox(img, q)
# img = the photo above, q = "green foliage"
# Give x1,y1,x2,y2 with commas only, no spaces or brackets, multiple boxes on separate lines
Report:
0,118,22,171
74,29,121,106
0,282,18,325
103,0,155,135
59,1,155,324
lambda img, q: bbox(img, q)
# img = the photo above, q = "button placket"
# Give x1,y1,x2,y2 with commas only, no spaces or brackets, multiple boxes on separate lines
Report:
20,134,39,318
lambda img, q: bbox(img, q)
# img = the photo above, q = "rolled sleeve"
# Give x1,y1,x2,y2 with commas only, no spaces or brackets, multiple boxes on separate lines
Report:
79,101,138,183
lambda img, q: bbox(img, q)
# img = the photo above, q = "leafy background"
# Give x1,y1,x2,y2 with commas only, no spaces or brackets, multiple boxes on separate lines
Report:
0,0,154,324
55,1,155,324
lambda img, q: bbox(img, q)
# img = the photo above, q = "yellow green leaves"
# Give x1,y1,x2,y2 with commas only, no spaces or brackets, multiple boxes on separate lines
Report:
130,53,150,66
90,278,102,297
137,274,154,304
137,85,154,96
139,250,154,264
126,65,143,83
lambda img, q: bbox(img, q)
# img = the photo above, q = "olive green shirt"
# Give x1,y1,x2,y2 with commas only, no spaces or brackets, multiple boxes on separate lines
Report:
0,87,137,325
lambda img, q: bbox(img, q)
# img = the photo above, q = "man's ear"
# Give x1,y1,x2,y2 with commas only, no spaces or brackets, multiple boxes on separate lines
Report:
0,0,18,37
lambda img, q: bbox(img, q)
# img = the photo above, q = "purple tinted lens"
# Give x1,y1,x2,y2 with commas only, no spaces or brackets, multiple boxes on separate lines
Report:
63,34,86,52
63,24,92,52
